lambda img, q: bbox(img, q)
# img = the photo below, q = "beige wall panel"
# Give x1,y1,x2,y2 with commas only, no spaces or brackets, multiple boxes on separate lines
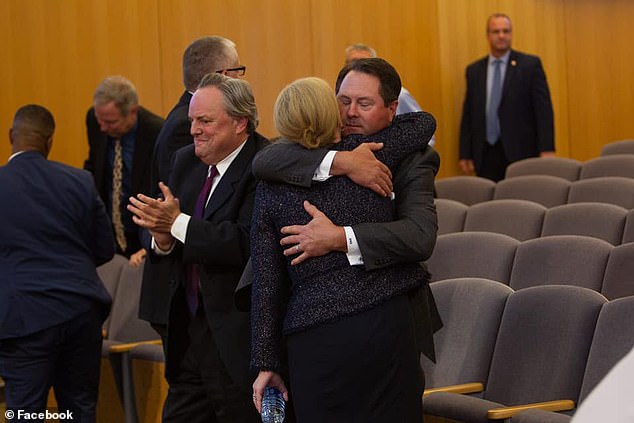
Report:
564,0,634,159
0,0,163,167
157,0,314,138
310,0,445,172
436,0,495,177
502,0,569,157
2,0,633,171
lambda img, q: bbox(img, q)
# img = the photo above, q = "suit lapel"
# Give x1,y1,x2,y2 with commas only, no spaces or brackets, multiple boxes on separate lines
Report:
95,127,109,179
203,136,256,220
501,50,518,103
476,58,488,114
180,157,208,215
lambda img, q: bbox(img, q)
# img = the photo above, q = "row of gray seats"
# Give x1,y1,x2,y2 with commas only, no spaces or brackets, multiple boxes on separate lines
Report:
436,198,634,245
422,278,634,422
600,138,634,156
504,154,634,181
435,175,634,209
426,232,634,300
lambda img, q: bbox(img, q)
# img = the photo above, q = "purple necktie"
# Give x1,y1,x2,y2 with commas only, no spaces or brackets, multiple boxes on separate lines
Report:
186,166,218,314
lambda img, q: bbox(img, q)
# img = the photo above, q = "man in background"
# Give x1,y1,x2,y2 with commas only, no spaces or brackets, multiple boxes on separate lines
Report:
459,13,555,181
0,105,114,421
84,75,163,265
140,36,245,339
151,35,245,188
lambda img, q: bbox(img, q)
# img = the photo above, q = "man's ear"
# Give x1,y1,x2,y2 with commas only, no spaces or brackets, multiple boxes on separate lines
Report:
233,116,248,134
44,136,53,157
388,100,398,122
128,104,139,120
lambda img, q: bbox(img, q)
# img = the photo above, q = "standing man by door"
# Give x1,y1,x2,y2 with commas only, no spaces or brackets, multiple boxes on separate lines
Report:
459,13,555,181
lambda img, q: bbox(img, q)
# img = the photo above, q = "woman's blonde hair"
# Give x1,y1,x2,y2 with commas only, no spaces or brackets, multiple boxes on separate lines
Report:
274,77,341,149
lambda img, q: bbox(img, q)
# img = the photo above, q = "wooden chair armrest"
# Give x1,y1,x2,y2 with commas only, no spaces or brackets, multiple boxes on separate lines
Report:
423,382,484,396
487,399,575,419
108,339,162,354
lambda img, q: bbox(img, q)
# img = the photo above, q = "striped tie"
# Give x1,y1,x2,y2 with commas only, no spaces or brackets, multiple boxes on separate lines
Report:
112,139,127,252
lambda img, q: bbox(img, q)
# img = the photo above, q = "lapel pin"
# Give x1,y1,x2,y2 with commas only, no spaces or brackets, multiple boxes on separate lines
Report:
511,60,517,67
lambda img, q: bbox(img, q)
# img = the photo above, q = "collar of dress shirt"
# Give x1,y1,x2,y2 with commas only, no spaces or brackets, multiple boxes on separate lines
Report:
212,136,249,178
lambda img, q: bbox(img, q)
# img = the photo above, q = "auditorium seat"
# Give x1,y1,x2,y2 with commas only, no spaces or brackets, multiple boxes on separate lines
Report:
505,157,581,181
600,138,634,156
464,199,546,241
601,242,634,300
513,296,634,423
100,260,161,423
541,203,627,245
98,254,127,299
568,177,634,209
435,198,467,235
424,285,606,422
101,261,158,353
623,209,634,244
435,176,495,205
509,235,612,291
494,175,571,208
98,254,128,333
426,232,519,283
422,278,513,394
579,154,634,179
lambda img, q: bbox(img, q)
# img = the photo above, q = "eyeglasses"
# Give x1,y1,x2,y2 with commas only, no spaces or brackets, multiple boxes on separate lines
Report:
216,66,246,76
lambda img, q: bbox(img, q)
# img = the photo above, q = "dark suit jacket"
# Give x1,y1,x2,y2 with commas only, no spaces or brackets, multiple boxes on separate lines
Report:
144,132,267,390
84,106,164,254
459,50,554,172
151,91,193,188
245,136,441,361
139,92,193,326
250,112,438,372
251,144,440,270
0,151,114,339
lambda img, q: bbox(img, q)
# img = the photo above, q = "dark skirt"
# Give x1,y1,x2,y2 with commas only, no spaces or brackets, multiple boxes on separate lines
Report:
286,294,423,423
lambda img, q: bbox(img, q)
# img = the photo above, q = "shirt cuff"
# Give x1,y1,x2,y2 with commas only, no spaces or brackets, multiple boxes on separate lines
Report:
151,237,175,255
313,151,336,181
171,213,191,244
344,226,364,266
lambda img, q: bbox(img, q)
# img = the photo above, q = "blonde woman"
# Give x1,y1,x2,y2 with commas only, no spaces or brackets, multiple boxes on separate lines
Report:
250,76,435,421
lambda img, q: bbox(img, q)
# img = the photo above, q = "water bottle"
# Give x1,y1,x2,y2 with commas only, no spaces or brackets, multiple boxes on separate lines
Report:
261,386,285,423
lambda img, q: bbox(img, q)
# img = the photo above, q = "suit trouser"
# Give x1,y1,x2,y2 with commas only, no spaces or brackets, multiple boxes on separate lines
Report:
478,140,510,182
0,306,104,423
162,304,259,423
